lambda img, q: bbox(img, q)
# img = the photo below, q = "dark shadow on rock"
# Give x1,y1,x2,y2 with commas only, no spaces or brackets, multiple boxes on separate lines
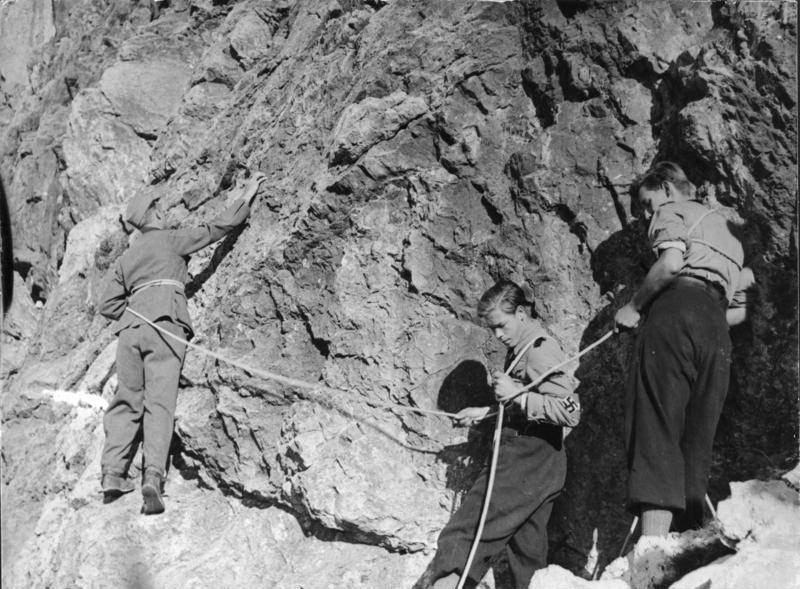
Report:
548,303,631,575
185,224,247,299
411,361,504,589
437,359,494,415
1,174,13,313
547,218,651,574
435,360,494,494
590,222,651,296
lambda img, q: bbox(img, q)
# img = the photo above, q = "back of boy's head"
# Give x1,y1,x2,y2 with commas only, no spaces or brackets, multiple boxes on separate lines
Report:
124,191,159,231
631,161,696,198
478,280,535,318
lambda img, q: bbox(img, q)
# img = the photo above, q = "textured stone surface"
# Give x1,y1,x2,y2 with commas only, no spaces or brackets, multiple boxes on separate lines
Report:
529,565,629,589
2,398,428,589
1,0,797,586
0,0,55,88
671,480,800,589
670,546,799,589
0,273,38,378
99,61,193,135
600,531,732,589
716,480,800,546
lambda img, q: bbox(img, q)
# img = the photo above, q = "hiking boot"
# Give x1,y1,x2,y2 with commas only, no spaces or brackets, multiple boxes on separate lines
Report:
102,474,135,504
141,468,165,515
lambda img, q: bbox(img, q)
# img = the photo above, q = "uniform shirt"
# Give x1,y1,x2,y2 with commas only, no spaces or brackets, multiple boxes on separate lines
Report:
505,323,580,428
648,200,744,302
98,199,250,338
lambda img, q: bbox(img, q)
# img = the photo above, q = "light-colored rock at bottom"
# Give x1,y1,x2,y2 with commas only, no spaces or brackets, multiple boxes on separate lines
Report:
671,479,800,589
8,470,429,589
528,565,630,589
600,530,723,589
670,545,799,589
716,479,800,545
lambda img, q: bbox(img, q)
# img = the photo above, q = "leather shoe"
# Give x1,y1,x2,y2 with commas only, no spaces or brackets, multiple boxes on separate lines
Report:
101,474,135,504
141,468,165,515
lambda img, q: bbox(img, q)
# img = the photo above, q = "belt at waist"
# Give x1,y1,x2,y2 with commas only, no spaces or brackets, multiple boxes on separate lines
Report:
131,279,185,295
674,275,726,304
502,418,560,438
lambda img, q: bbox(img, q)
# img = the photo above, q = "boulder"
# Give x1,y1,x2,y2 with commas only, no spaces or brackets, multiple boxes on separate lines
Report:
98,60,193,137
530,565,630,589
0,272,39,378
62,90,153,211
600,530,731,589
329,90,430,165
671,480,800,589
0,0,55,89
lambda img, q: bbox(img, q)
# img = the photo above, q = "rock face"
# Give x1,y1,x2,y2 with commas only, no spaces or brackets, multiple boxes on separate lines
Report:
1,0,797,587
672,481,800,589
530,479,800,589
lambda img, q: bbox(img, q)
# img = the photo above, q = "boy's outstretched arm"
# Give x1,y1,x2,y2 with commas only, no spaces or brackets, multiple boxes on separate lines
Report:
170,173,267,256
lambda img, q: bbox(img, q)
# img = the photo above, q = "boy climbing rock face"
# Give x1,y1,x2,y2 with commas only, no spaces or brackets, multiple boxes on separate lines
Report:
614,161,755,536
98,172,266,515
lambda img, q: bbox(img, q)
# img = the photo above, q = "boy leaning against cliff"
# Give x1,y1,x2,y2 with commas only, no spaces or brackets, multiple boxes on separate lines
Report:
97,171,266,515
428,280,580,589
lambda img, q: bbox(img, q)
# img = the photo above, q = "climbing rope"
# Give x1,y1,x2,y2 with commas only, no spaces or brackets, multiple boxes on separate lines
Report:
453,336,544,589
125,308,460,420
125,307,620,583
457,329,616,589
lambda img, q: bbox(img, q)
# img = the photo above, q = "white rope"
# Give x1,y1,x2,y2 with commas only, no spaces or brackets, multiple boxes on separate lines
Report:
457,330,616,588
124,307,459,419
131,278,185,294
454,338,540,589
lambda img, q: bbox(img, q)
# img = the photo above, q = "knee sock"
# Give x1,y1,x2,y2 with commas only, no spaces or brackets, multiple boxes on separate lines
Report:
641,507,672,537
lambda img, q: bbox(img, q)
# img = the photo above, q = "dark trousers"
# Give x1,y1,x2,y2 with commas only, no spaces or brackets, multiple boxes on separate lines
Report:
430,427,566,588
101,320,187,478
626,282,731,529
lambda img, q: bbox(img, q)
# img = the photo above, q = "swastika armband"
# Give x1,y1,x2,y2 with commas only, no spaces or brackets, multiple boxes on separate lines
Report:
562,397,579,413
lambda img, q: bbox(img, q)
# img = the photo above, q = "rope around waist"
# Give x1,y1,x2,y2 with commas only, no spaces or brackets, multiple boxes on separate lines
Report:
131,279,185,295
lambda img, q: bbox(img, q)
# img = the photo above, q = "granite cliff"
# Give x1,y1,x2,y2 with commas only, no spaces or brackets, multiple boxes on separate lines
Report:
1,0,797,587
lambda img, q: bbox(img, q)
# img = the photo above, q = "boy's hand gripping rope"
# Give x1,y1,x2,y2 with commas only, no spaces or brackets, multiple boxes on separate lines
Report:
456,330,615,589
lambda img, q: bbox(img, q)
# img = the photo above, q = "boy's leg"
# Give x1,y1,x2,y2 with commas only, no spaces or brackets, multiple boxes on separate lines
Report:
641,507,673,537
678,310,731,531
430,435,564,586
625,298,693,520
141,320,186,477
101,327,145,479
430,466,499,586
505,492,556,588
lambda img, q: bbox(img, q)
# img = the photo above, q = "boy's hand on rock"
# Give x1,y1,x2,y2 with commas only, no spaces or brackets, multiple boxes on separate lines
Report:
244,172,268,204
454,406,490,427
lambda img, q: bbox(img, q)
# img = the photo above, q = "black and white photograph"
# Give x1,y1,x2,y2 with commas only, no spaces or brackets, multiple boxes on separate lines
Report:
0,0,797,587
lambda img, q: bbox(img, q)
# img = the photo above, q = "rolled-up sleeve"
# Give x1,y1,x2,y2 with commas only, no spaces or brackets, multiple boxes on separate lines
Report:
98,261,128,320
169,199,251,256
648,204,689,254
